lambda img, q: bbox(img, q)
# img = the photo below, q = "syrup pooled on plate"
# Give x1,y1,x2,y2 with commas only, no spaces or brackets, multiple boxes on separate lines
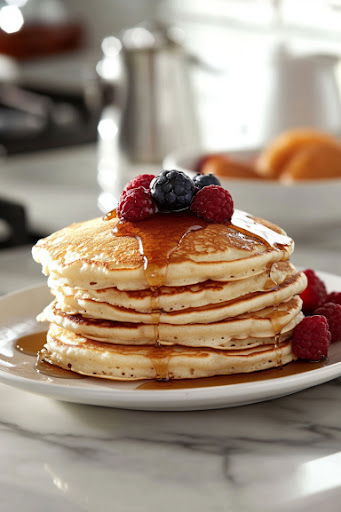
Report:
14,331,83,379
15,331,47,356
137,360,325,390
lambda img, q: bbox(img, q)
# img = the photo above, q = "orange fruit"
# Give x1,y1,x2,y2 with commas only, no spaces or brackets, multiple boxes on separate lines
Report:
280,142,341,181
200,154,262,180
257,129,340,178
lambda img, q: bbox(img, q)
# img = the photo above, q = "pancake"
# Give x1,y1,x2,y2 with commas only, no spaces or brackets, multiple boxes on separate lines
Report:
53,272,306,325
43,324,295,380
39,297,303,349
32,210,294,290
48,261,296,313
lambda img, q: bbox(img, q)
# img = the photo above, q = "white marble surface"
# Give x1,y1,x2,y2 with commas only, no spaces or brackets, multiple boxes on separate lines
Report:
1,367,341,512
1,145,341,511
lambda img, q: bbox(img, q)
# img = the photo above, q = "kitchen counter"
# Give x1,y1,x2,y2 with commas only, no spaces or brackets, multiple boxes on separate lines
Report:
1,378,341,512
0,144,157,235
0,145,101,235
1,145,341,511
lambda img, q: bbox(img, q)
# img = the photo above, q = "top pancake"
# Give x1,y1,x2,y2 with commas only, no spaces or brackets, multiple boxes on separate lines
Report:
32,210,294,290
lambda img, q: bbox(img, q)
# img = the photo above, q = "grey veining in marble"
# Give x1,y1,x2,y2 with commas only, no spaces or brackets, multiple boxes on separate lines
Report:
1,378,341,512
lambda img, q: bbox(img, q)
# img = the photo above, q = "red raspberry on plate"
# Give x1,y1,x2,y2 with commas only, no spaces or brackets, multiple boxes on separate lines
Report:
124,174,155,192
325,292,341,305
190,185,234,223
299,269,327,314
117,186,157,221
291,316,331,361
314,302,341,343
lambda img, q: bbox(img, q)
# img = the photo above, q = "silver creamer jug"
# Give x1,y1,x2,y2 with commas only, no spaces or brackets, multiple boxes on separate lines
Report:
102,22,201,163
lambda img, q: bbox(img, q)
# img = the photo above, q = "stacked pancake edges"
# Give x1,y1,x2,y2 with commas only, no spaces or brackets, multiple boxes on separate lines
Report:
32,205,307,381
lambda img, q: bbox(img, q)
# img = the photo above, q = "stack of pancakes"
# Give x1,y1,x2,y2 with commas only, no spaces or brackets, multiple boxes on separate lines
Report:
32,210,307,380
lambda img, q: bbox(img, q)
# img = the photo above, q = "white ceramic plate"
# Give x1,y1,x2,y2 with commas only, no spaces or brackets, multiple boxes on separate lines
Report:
1,274,341,411
163,147,341,237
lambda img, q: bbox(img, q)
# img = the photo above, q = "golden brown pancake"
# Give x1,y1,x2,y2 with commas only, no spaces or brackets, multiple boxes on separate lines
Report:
39,296,303,349
43,324,295,381
47,261,296,313
32,210,294,290
51,272,306,325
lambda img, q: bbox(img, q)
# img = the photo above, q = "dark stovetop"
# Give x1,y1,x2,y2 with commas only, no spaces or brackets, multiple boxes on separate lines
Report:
0,84,100,155
0,85,102,247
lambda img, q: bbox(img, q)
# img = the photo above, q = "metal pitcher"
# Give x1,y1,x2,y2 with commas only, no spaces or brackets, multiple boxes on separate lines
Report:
98,22,201,163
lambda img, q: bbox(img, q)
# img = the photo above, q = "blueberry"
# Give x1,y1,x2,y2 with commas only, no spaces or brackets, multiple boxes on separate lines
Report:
193,173,221,189
150,170,196,212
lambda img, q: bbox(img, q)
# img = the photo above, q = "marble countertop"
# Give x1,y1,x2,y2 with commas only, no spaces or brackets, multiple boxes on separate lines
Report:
1,145,341,511
1,378,341,512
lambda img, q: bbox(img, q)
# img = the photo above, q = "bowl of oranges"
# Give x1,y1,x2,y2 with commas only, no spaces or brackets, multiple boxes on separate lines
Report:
164,129,341,237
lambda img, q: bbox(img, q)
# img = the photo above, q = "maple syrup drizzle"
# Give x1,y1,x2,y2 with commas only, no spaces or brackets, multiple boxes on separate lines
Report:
137,360,325,390
231,210,292,249
112,212,207,287
265,261,288,366
104,208,293,380
103,209,118,221
112,212,207,378
14,331,83,379
145,346,172,380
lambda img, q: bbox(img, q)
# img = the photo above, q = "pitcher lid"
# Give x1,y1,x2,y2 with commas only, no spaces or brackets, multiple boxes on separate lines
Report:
121,21,184,52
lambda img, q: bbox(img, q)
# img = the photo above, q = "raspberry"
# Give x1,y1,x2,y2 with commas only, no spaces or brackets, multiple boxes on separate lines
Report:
325,292,341,305
151,170,195,212
299,269,327,314
117,186,157,221
190,185,234,223
193,173,221,189
124,174,155,192
291,316,331,361
314,302,341,343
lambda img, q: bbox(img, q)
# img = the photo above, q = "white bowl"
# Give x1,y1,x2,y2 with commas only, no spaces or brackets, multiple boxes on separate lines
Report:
163,147,341,238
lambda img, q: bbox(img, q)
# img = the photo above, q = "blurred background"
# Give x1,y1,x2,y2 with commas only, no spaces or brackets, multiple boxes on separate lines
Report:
0,0,341,293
